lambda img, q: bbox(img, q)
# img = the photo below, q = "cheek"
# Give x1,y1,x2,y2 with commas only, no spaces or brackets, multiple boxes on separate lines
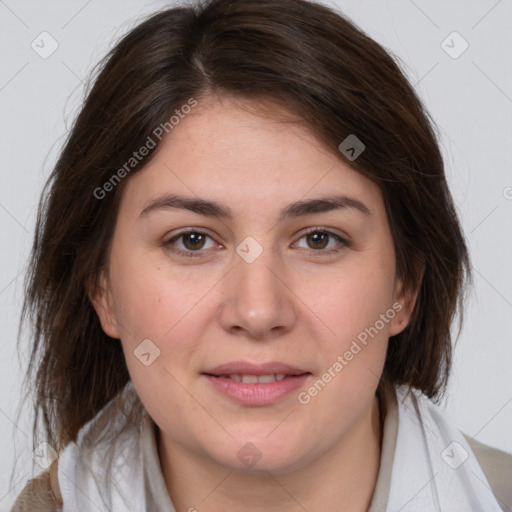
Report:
108,253,219,387
298,250,395,397
108,259,202,419
109,251,204,338
296,267,392,426
310,261,395,339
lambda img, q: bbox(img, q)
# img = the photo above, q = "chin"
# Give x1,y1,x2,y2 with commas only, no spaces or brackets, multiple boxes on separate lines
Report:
205,434,315,475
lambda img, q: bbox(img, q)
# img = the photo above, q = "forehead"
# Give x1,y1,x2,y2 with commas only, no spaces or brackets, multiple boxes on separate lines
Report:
120,95,383,218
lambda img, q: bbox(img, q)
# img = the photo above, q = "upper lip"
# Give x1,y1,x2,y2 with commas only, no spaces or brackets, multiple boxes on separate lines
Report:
202,361,310,376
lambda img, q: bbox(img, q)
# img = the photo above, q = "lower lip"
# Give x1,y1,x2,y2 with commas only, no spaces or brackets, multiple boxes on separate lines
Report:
202,374,311,405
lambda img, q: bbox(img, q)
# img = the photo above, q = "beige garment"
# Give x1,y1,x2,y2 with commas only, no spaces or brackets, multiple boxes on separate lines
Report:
462,433,512,512
9,459,63,512
10,385,512,511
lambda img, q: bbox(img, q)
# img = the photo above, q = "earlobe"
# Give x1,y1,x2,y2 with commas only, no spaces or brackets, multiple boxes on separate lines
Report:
389,273,422,337
87,271,120,339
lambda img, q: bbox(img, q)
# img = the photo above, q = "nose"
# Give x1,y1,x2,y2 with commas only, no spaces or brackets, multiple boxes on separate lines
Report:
218,243,298,340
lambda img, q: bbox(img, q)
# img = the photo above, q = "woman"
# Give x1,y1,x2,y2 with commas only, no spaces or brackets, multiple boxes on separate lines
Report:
11,0,512,510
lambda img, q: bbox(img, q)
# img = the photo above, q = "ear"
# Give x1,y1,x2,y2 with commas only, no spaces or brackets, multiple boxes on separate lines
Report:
87,270,120,339
389,269,423,337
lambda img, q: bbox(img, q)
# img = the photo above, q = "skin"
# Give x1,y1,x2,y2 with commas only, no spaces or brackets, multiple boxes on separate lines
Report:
91,95,419,512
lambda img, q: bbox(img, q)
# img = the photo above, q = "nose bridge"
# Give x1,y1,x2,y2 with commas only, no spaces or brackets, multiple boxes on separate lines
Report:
220,235,296,337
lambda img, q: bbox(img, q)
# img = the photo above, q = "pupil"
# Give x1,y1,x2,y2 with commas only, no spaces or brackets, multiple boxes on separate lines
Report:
184,232,204,250
309,232,327,249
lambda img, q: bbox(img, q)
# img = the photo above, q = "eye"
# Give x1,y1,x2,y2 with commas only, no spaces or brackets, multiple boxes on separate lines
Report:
163,229,218,258
293,227,348,255
163,227,348,259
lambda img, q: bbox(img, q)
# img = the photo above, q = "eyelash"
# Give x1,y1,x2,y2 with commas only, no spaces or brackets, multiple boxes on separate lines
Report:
163,227,349,259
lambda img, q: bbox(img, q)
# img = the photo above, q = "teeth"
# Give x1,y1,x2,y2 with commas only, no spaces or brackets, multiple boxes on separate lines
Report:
242,375,259,384
227,373,288,383
258,374,277,383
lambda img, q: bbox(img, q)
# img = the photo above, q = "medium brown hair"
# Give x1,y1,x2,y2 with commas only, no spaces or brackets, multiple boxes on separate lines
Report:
18,0,471,462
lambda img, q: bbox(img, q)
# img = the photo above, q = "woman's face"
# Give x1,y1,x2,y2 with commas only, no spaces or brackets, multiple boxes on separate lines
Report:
92,95,415,473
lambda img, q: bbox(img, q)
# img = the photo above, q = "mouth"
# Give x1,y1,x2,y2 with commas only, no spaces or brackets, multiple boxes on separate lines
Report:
202,373,310,383
202,360,310,378
200,361,312,405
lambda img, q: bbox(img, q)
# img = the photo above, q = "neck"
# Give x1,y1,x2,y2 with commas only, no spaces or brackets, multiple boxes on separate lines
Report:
158,394,382,512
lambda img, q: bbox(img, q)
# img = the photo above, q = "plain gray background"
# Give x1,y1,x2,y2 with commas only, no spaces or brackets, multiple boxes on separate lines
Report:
1,0,511,508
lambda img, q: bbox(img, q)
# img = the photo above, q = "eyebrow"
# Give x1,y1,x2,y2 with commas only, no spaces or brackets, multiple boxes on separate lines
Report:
139,193,371,221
